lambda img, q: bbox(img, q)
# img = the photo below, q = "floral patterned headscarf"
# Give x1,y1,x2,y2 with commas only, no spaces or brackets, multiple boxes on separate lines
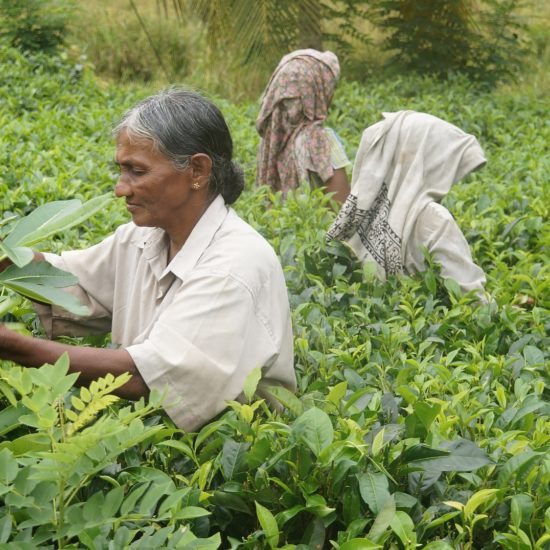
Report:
256,49,340,193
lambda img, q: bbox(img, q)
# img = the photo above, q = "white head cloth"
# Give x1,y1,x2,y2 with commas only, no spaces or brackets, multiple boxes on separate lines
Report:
326,110,486,279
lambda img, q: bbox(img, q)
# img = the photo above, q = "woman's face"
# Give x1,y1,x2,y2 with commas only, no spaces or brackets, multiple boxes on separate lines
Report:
114,130,197,233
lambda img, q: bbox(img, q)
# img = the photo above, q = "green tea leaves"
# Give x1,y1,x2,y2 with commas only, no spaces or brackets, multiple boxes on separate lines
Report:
357,472,391,514
291,407,334,457
255,501,279,548
3,194,112,250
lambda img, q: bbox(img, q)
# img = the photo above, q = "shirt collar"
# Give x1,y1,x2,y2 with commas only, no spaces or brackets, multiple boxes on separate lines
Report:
167,194,228,280
131,227,165,257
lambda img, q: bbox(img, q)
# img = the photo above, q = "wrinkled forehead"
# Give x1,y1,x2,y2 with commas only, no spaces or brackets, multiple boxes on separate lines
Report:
114,129,169,167
116,127,156,151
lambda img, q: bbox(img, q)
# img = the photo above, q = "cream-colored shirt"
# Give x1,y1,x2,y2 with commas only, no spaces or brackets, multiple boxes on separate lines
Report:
404,202,486,295
38,195,295,431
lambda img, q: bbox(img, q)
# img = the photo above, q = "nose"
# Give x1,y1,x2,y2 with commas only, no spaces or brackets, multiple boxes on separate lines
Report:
115,176,131,198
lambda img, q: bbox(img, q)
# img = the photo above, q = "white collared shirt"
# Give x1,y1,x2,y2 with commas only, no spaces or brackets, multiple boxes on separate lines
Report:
38,195,295,431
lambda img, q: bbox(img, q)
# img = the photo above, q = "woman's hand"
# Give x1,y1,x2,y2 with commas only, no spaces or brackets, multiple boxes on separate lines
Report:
0,258,12,272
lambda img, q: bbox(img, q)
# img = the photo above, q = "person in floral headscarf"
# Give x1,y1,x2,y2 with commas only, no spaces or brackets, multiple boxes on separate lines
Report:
256,49,350,203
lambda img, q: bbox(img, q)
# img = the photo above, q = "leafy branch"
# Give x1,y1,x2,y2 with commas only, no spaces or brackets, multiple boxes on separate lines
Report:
0,194,112,315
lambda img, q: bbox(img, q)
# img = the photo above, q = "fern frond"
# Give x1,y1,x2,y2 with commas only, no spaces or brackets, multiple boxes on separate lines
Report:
187,0,322,64
67,394,120,436
66,372,132,435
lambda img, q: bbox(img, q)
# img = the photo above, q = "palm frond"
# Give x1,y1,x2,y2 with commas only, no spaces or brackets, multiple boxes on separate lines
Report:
186,0,323,63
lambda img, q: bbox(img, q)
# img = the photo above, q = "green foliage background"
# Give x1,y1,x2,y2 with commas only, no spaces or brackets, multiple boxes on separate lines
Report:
0,45,548,548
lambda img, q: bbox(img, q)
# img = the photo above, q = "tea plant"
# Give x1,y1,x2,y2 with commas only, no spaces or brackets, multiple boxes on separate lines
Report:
0,45,548,548
0,195,111,315
0,354,220,547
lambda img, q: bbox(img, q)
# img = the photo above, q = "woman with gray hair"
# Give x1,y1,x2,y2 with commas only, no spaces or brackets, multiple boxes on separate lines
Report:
0,89,295,431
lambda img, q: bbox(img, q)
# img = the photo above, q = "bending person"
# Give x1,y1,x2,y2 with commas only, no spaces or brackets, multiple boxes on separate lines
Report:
326,110,487,296
0,89,296,431
256,49,351,203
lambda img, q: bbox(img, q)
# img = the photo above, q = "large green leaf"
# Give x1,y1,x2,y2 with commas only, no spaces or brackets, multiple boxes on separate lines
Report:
0,448,18,484
510,494,534,529
357,472,391,514
422,543,454,550
243,366,262,402
220,439,250,481
173,506,211,520
0,242,34,268
301,516,325,548
398,444,449,464
0,261,78,288
496,450,547,487
4,194,111,249
291,406,333,457
367,495,396,543
390,511,416,548
265,384,303,416
405,401,441,438
171,530,221,549
0,513,12,543
4,200,78,246
0,261,86,315
463,489,500,521
405,440,491,472
210,491,252,515
0,281,88,315
255,501,279,548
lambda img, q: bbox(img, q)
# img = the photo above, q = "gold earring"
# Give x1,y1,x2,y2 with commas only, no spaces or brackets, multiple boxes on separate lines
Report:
191,181,201,190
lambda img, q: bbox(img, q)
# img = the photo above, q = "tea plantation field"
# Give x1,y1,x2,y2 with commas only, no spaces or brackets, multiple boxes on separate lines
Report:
0,47,548,549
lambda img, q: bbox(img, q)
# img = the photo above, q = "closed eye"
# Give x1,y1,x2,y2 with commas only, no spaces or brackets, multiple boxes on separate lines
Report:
130,167,146,176
114,161,147,176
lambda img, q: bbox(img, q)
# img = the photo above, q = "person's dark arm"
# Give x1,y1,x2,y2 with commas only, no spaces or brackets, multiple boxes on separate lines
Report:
324,167,350,204
0,324,149,400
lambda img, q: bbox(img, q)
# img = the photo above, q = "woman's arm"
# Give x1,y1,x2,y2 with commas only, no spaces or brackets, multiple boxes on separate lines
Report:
0,325,148,400
323,128,351,203
325,167,350,203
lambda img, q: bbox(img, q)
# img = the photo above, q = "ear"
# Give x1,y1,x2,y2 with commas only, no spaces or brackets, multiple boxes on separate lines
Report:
189,153,212,184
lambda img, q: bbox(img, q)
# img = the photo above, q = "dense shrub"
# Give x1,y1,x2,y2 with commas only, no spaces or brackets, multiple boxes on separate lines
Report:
0,0,74,53
370,0,528,86
0,46,548,548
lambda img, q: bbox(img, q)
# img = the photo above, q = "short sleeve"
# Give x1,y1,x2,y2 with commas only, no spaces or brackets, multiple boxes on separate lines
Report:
126,272,283,432
34,234,119,338
325,127,351,170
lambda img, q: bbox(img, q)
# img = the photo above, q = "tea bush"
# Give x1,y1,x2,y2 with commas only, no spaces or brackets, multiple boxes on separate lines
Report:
0,0,74,54
0,45,548,548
